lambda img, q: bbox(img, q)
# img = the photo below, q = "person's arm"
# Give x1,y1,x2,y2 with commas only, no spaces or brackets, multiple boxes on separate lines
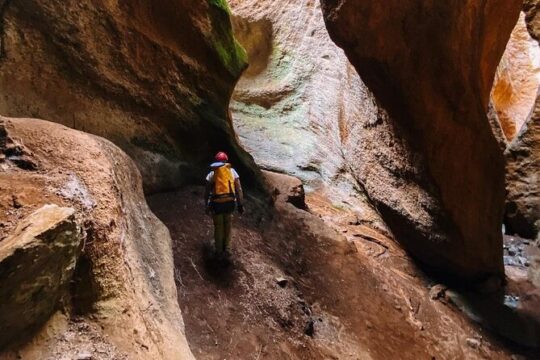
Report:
235,178,244,214
204,180,212,214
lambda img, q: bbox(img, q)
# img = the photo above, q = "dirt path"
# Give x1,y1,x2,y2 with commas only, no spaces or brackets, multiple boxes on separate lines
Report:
148,178,534,360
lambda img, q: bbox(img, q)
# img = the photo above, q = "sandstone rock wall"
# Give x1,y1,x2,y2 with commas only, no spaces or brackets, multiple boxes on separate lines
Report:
504,1,540,241
230,0,359,189
0,117,193,359
229,0,486,275
0,0,258,192
321,0,522,280
505,105,540,241
492,12,540,142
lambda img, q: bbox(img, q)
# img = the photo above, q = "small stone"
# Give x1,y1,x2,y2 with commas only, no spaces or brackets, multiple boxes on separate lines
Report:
466,338,481,349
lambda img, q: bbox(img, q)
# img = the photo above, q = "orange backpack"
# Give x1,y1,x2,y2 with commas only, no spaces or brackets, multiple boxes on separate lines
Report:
212,164,236,203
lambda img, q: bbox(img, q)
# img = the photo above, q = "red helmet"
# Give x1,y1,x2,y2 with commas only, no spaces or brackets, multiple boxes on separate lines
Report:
215,151,228,162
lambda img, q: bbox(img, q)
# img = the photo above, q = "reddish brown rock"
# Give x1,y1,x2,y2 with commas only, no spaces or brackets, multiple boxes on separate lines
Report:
321,0,522,280
504,2,540,241
0,117,193,359
0,0,258,192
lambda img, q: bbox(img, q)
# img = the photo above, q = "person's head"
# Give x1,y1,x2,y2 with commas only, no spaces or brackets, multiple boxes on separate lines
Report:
215,151,228,162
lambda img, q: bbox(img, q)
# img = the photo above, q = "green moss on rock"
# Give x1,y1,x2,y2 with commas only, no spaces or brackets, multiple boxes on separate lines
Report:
207,0,248,77
209,0,231,14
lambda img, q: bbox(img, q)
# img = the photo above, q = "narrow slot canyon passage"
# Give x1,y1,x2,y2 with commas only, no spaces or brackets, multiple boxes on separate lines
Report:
0,0,540,359
150,1,540,359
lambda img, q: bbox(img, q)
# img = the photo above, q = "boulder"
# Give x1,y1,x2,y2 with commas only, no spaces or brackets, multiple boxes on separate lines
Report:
0,205,81,349
0,0,258,192
320,0,522,280
491,12,540,142
0,117,194,359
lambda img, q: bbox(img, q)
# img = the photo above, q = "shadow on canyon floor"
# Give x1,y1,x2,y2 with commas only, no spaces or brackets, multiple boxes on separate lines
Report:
148,183,539,360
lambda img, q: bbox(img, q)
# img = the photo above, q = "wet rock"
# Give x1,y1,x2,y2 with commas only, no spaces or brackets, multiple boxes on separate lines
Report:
321,0,521,280
0,205,81,348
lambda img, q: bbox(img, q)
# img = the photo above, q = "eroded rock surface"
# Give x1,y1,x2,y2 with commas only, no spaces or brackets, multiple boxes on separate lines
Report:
321,0,522,280
504,2,540,242
229,0,421,234
229,0,369,200
0,0,258,192
0,205,81,349
0,117,193,359
492,12,540,142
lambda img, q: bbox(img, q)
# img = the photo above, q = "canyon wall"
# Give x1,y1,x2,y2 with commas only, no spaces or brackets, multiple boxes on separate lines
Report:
504,1,540,241
492,12,540,142
229,0,450,239
229,0,383,221
321,0,522,280
0,117,193,359
0,0,258,192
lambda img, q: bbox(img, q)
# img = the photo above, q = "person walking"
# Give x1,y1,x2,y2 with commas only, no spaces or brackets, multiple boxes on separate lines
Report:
204,151,244,257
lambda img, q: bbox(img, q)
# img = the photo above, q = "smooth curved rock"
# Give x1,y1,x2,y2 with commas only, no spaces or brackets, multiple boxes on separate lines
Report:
0,0,258,192
0,117,194,359
492,12,540,142
321,0,522,280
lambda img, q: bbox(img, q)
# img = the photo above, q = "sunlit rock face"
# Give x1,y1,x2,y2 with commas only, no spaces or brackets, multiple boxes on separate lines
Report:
321,0,522,280
229,0,489,281
0,0,258,192
492,12,540,141
504,2,540,241
229,0,385,222
229,0,364,190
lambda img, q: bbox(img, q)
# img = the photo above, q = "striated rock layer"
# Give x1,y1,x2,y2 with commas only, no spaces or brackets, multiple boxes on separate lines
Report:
0,117,193,359
321,0,522,280
229,0,435,234
229,0,384,224
0,0,258,192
